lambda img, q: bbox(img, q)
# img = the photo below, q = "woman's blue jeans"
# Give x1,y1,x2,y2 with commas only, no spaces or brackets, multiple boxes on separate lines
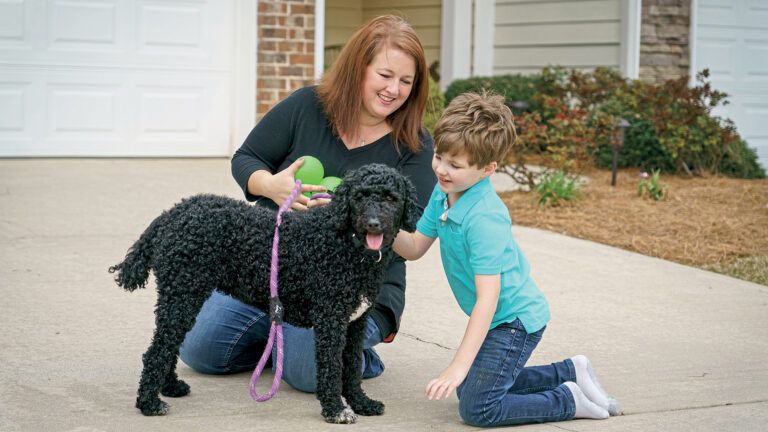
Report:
179,290,385,393
456,319,578,426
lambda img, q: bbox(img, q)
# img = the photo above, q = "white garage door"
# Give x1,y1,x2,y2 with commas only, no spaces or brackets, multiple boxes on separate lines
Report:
0,0,235,157
695,0,768,170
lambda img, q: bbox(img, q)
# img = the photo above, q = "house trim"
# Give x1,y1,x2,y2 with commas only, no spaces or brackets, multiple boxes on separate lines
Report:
620,0,642,79
473,0,495,77
688,0,698,86
315,0,325,81
233,0,257,153
440,0,472,90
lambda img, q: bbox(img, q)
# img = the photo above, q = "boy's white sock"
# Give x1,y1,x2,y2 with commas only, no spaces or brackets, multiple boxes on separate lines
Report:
563,381,609,420
571,355,621,415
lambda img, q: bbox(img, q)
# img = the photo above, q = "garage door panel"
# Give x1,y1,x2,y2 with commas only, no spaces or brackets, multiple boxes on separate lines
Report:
0,0,28,45
0,70,230,157
133,72,229,156
140,4,200,48
697,36,738,80
49,82,120,135
3,1,231,67
696,0,768,169
0,81,29,134
135,0,233,67
139,87,203,134
49,0,119,48
698,0,737,26
744,41,768,79
0,0,235,157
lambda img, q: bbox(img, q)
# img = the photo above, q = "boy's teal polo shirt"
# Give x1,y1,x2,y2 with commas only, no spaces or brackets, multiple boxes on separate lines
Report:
416,178,550,332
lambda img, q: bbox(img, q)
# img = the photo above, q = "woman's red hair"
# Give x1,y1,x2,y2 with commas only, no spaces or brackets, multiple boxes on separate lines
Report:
317,15,429,153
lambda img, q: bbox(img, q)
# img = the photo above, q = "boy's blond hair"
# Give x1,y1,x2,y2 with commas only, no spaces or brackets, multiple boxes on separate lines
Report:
433,91,516,167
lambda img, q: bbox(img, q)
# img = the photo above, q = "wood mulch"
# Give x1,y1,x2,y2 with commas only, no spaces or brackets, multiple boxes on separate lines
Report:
500,167,768,285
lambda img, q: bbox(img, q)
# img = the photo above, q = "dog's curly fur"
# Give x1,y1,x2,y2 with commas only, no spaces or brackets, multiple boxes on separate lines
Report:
109,164,419,424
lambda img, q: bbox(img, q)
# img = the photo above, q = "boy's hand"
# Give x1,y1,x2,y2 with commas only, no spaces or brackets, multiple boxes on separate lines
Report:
425,364,469,400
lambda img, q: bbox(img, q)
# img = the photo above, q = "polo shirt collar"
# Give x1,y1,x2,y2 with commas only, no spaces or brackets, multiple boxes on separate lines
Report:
434,177,494,224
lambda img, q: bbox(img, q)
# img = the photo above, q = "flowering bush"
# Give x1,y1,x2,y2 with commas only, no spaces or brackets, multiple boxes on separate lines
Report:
443,67,766,190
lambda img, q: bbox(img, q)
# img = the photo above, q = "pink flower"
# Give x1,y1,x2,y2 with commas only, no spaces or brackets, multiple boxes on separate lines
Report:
639,172,649,179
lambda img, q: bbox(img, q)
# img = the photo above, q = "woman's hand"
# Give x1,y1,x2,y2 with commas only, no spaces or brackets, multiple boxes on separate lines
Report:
425,363,469,400
306,196,332,209
258,158,326,211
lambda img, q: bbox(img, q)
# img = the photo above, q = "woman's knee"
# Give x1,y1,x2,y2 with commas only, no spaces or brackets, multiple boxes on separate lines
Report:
281,358,317,393
179,290,268,375
280,324,319,392
179,344,230,375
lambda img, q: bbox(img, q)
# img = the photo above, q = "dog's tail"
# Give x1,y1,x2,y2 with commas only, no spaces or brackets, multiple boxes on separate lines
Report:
108,212,164,292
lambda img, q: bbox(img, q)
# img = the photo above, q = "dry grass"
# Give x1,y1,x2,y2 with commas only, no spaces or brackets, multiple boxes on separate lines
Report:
500,168,768,285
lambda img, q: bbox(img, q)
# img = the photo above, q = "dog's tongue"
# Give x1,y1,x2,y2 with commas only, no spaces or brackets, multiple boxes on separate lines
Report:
366,233,384,250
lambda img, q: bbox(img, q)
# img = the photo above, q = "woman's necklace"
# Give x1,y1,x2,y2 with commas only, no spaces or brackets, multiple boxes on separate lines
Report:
348,121,387,149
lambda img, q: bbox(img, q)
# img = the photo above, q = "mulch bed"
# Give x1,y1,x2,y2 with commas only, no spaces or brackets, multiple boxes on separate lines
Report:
500,168,768,284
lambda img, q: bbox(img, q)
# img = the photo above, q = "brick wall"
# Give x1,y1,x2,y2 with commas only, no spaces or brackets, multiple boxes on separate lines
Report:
639,0,691,83
257,1,316,119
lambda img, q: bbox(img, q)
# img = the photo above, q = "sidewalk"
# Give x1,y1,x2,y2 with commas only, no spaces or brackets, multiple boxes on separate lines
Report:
1,158,766,432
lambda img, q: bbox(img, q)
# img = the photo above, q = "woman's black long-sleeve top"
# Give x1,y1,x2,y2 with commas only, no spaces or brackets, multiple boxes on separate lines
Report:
231,86,436,342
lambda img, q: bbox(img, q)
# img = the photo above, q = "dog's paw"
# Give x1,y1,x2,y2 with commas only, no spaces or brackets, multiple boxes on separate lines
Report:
349,398,384,416
324,405,358,424
136,397,169,416
161,379,190,397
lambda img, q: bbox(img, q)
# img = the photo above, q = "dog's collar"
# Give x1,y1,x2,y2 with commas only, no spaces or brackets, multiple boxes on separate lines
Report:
350,233,390,263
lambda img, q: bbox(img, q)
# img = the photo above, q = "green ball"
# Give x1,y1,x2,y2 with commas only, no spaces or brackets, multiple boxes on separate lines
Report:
295,155,324,186
320,176,342,193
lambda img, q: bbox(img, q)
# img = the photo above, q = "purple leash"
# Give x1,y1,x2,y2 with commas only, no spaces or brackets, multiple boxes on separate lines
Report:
249,181,332,402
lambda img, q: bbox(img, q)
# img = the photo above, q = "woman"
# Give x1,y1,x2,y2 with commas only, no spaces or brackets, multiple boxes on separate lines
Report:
180,15,437,393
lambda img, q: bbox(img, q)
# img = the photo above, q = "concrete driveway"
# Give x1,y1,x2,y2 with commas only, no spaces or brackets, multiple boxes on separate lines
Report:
1,159,766,431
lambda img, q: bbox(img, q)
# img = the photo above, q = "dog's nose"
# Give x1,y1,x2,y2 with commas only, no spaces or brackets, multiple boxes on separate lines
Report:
365,218,382,232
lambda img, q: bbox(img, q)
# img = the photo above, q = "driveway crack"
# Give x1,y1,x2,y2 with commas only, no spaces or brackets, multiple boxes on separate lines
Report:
398,332,455,350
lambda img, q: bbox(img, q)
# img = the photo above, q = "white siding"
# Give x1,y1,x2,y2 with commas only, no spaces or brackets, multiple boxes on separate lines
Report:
493,0,622,75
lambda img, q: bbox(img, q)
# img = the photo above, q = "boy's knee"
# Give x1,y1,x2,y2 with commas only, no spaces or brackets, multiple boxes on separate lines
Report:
458,394,494,427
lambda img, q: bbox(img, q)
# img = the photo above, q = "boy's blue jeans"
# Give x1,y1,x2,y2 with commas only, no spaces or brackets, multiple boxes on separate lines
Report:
456,319,578,426
179,290,385,393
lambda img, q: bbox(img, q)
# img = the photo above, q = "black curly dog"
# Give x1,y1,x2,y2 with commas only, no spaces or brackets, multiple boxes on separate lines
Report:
109,164,419,423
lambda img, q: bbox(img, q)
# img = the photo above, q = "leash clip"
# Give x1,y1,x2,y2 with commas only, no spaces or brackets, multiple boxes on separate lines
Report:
269,296,284,324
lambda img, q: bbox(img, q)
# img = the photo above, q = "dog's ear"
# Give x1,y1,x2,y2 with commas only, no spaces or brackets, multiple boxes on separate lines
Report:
398,175,420,233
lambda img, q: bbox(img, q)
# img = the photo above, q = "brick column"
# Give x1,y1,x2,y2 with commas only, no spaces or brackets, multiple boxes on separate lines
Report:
257,1,316,120
639,0,691,83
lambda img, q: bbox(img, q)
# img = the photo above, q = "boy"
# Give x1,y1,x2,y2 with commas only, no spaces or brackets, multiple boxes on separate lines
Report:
393,92,619,426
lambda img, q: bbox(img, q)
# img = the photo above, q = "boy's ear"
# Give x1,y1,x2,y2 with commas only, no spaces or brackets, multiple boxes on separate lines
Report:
483,161,498,177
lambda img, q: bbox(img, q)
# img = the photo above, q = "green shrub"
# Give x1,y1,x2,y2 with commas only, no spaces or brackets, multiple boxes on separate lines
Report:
501,100,597,191
543,67,764,179
533,170,582,207
444,74,541,113
447,67,766,181
718,139,766,179
423,77,445,135
595,119,676,172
